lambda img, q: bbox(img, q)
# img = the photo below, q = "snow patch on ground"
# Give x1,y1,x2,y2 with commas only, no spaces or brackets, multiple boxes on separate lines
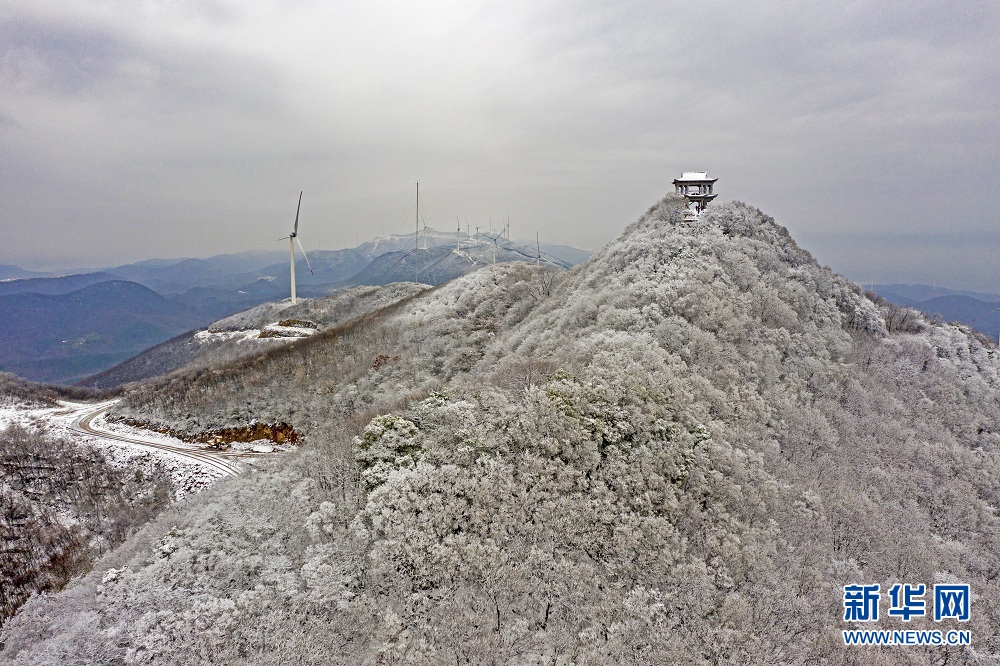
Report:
220,439,294,454
193,324,315,342
86,430,225,500
0,401,227,500
92,410,197,449
210,299,303,330
258,323,317,338
0,399,85,432
194,329,262,343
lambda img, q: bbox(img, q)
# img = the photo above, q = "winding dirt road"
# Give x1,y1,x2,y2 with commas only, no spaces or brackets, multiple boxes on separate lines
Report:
69,403,244,477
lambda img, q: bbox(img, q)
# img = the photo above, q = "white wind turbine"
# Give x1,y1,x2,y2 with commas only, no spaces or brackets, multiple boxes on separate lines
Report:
279,191,314,305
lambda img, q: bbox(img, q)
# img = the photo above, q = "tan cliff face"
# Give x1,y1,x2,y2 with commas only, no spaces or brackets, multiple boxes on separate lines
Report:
110,417,300,446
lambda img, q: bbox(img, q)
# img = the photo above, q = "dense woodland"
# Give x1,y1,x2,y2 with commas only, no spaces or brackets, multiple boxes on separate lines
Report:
0,424,170,628
0,373,99,408
1,195,998,664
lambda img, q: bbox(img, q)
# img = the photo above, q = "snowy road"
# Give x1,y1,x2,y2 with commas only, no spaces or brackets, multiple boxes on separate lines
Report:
69,402,243,477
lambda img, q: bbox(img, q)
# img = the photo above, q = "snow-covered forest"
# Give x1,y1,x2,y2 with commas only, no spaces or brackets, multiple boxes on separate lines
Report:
0,423,170,627
1,195,997,664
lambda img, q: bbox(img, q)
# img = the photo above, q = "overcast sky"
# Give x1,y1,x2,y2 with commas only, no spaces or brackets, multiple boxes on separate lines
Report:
1,0,998,290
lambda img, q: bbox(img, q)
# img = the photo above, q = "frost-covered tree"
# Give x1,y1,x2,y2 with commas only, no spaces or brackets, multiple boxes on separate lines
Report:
0,425,170,627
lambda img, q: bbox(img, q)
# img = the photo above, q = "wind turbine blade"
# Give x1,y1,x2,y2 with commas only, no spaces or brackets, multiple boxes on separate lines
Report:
293,191,303,235
294,236,314,274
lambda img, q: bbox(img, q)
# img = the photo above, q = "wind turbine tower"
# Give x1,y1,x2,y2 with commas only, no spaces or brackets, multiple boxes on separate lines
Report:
279,191,314,305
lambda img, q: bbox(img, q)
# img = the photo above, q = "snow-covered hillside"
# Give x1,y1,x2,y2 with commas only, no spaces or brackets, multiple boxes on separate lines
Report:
81,283,429,389
2,194,998,664
347,237,568,288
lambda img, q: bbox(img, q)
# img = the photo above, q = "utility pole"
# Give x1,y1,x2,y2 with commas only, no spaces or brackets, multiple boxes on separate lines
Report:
415,181,419,282
456,216,460,253
536,232,540,266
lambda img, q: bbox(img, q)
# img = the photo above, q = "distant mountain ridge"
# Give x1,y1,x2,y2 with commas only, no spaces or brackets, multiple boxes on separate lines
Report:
347,238,568,287
353,229,590,267
107,251,287,293
0,264,50,280
0,272,119,297
873,282,1000,304
7,235,588,299
0,234,592,384
872,283,1000,340
915,295,1000,340
230,249,370,291
0,280,204,384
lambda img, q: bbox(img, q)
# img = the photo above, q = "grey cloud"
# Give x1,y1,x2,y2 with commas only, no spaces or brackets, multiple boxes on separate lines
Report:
0,15,133,94
0,13,284,115
0,0,997,291
0,110,20,129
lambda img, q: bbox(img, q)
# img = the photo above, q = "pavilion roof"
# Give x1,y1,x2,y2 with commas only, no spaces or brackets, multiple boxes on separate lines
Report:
673,171,718,183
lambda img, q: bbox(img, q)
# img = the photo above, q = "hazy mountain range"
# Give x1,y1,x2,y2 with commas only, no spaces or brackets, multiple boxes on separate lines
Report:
0,281,206,384
872,283,1000,341
0,265,49,280
0,234,587,385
